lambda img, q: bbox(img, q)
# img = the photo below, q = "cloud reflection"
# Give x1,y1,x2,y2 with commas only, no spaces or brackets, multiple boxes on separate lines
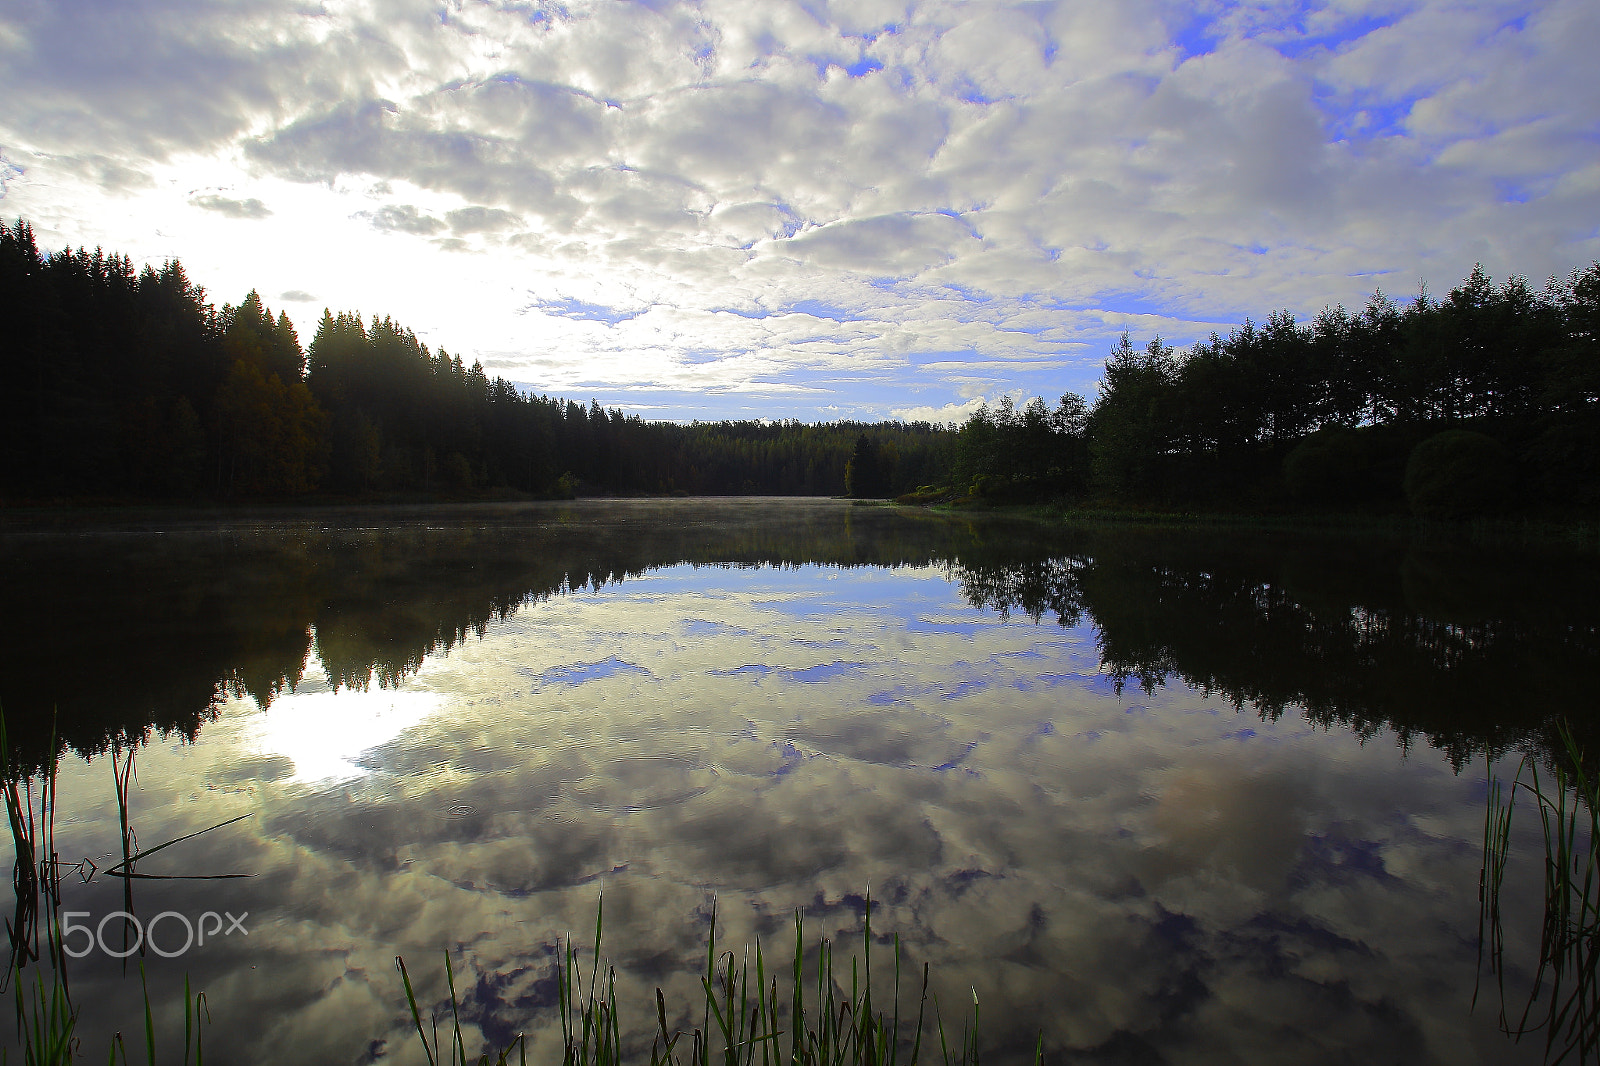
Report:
34,547,1523,1065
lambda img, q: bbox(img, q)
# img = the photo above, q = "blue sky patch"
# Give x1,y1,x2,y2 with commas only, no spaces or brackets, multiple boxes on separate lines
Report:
1495,179,1532,204
901,617,990,637
1320,93,1418,144
784,661,865,683
1168,13,1222,62
525,296,643,326
683,618,748,637
534,657,651,685
1271,12,1398,61
711,663,772,677
783,299,865,322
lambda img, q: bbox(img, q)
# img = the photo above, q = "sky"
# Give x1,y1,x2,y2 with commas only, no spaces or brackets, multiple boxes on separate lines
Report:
2,0,1597,423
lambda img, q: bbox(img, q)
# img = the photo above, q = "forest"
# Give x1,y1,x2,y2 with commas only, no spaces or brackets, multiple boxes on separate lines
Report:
0,219,951,501
952,261,1600,517
4,214,1597,518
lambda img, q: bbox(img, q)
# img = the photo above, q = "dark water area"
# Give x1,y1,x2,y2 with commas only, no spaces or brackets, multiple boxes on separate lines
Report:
0,499,1595,1064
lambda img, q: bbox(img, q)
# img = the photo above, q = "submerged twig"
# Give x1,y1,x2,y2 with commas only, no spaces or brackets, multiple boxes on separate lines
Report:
102,814,255,881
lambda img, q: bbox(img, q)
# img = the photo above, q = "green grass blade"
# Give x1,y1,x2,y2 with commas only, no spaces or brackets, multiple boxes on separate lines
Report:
790,910,804,1066
396,956,440,1066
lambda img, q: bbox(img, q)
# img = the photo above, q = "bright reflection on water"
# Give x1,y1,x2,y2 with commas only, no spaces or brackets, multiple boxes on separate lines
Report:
2,500,1591,1065
246,679,445,784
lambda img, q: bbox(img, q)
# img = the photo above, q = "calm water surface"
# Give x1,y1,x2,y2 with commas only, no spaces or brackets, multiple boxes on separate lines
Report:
2,499,1596,1065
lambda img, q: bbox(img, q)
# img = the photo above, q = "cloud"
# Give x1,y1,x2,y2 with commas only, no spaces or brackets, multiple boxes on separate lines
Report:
446,205,523,235
709,201,804,246
0,0,315,161
889,396,992,425
0,151,21,197
357,203,445,235
190,194,272,219
2,0,1595,419
279,289,316,302
780,211,981,275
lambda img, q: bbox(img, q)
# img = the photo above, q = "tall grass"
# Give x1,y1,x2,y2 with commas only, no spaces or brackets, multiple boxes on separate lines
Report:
398,952,526,1066
0,707,213,1065
2,711,65,985
1,705,78,1066
1479,723,1600,1063
399,894,1017,1066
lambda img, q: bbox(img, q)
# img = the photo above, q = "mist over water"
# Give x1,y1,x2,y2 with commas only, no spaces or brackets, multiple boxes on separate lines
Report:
2,499,1591,1064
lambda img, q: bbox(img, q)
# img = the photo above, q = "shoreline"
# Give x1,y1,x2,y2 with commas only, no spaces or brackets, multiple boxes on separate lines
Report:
915,497,1600,550
4,492,1597,551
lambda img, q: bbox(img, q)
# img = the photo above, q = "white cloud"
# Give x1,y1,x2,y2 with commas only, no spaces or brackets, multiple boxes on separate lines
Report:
889,396,990,424
191,193,272,219
2,0,1595,419
357,202,445,235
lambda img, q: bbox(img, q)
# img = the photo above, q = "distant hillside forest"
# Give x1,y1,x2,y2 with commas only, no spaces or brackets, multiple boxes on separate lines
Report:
0,219,950,501
4,216,1597,517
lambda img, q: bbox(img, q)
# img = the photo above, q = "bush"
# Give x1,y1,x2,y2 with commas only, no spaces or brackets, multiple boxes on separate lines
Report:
1283,427,1368,506
1522,418,1600,508
1403,430,1514,519
894,485,955,505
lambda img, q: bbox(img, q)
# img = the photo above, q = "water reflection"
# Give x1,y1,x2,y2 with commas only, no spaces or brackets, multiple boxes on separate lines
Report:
247,680,445,783
952,529,1600,768
0,501,1054,766
4,503,1593,770
0,500,1590,1064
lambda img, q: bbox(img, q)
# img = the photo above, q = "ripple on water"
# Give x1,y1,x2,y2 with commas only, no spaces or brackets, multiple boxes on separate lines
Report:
567,753,719,812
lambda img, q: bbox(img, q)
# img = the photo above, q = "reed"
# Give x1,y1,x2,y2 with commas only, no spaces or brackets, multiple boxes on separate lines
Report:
1,703,73,1066
1,709,66,985
398,952,526,1066
1479,722,1600,1063
0,706,216,1065
400,893,1018,1066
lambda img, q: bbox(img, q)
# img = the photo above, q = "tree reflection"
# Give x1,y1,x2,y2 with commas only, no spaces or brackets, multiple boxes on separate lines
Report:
953,526,1600,769
3,503,1595,772
0,503,1044,766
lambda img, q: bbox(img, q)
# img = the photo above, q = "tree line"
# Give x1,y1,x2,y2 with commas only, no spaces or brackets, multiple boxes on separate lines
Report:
954,263,1600,516
0,218,953,502
7,214,1595,516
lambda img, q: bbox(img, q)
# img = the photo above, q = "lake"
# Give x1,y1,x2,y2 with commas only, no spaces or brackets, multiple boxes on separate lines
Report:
1,498,1595,1064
